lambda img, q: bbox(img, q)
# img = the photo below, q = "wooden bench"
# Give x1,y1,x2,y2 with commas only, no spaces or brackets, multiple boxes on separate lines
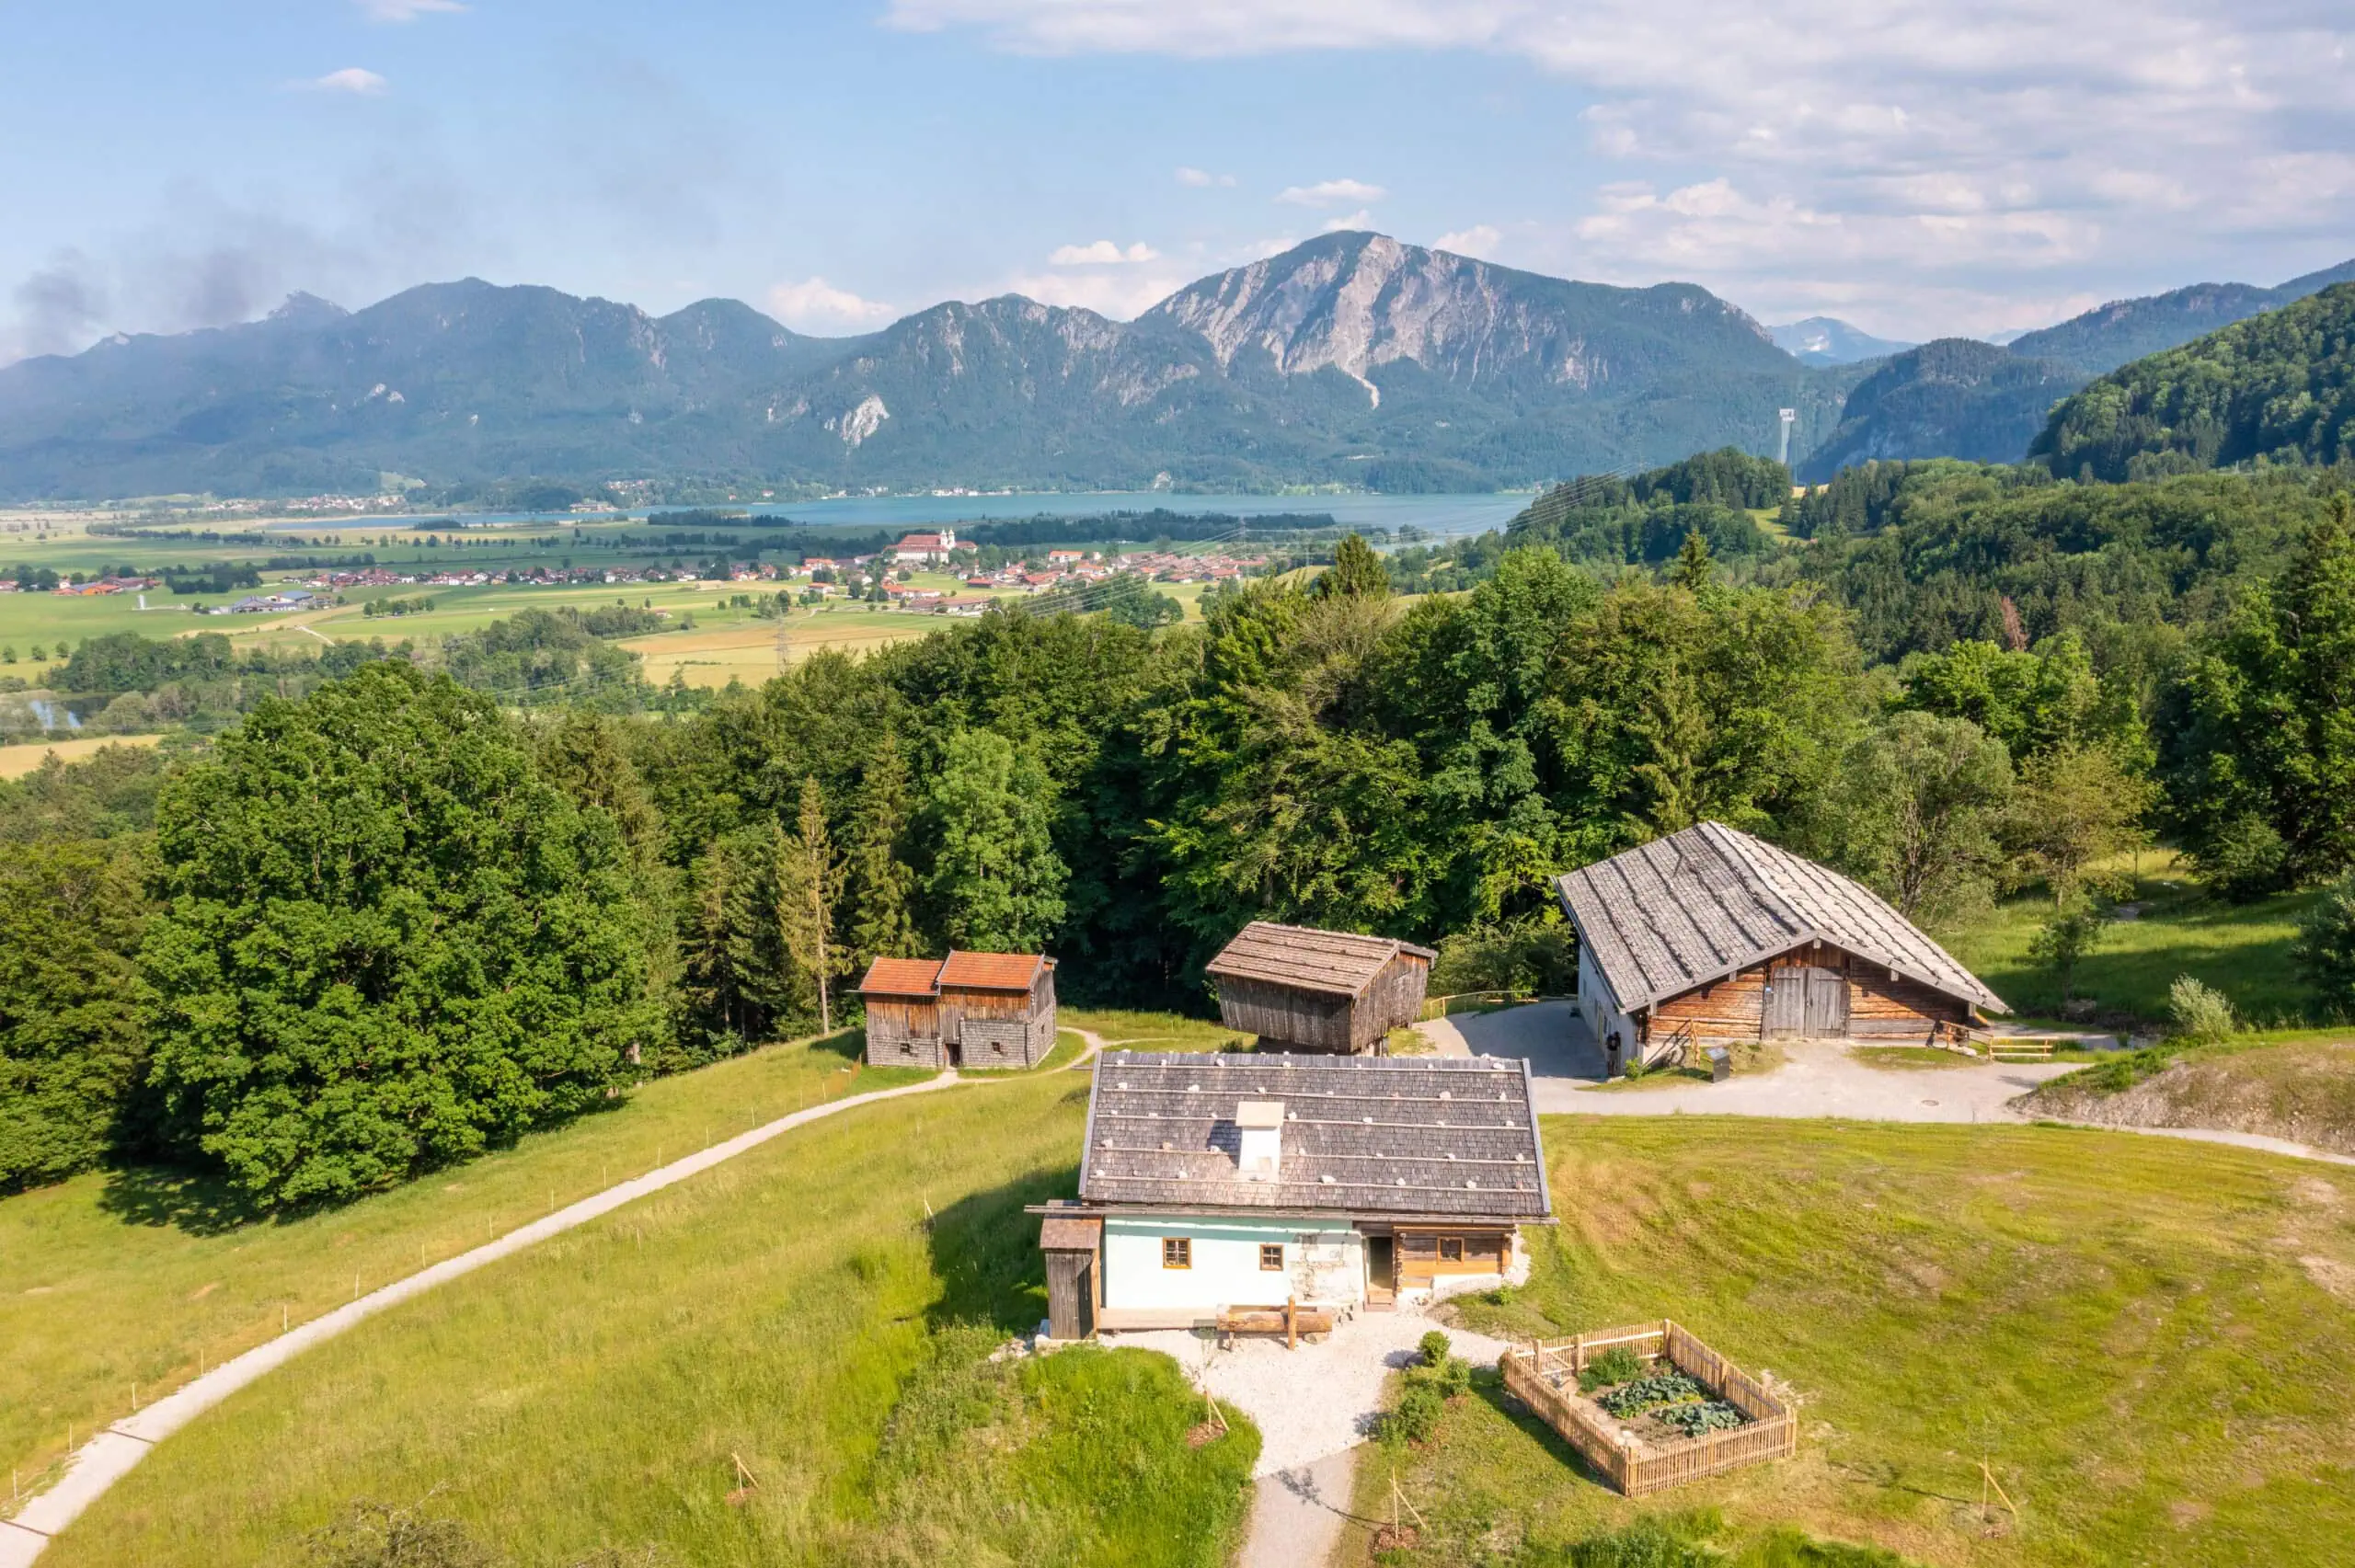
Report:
1217,1299,1337,1348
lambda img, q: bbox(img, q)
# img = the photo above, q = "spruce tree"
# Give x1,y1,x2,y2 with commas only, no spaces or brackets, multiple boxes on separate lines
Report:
778,777,847,1033
1670,529,1715,590
1319,532,1391,600
845,735,917,967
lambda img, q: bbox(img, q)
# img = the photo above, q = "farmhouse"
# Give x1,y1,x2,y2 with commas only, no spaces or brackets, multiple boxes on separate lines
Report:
1204,922,1435,1054
1034,1051,1552,1336
858,950,1058,1069
1557,821,2006,1074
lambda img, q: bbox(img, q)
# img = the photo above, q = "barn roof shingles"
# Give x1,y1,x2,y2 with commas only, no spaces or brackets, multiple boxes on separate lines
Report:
1203,921,1438,998
1076,1051,1551,1221
1556,821,2006,1013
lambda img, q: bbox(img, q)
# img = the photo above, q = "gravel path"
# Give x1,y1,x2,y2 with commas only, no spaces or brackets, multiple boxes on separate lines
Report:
0,1071,967,1568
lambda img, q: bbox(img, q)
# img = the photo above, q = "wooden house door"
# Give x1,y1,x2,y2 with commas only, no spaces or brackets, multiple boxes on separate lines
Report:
1764,969,1806,1036
1803,969,1851,1036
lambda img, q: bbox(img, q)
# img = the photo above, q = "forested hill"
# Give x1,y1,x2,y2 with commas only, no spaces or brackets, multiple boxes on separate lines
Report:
1796,258,2355,477
1796,339,2083,481
2030,282,2355,481
0,233,1844,499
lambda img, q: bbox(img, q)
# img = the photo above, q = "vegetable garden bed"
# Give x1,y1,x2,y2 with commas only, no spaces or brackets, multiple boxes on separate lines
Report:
1499,1321,1795,1496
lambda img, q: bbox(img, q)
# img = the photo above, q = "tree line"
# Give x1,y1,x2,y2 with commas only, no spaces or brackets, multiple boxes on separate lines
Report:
6,494,2355,1208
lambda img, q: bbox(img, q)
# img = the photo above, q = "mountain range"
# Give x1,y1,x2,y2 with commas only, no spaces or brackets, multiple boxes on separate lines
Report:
0,234,1845,501
2,234,2349,500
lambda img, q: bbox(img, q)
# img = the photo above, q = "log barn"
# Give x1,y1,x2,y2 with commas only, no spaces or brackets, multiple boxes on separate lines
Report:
1204,922,1436,1054
858,950,1059,1070
1557,821,2006,1076
1031,1050,1554,1336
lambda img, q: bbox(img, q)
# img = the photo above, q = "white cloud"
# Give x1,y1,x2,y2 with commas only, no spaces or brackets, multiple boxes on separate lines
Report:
1007,269,1188,318
1049,239,1162,265
1277,177,1385,208
1435,223,1503,258
767,277,896,329
1176,166,1237,188
355,0,465,19
1319,210,1374,233
890,0,2355,338
305,68,390,96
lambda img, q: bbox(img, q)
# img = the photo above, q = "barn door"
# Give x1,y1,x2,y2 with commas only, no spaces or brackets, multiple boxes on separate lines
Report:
1763,968,1806,1036
1804,969,1851,1036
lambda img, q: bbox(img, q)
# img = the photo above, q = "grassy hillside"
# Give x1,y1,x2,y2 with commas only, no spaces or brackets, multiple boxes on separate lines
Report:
0,1035,922,1498
1940,857,2320,1025
1359,1116,2355,1567
34,1070,1258,1568
2023,1035,2355,1155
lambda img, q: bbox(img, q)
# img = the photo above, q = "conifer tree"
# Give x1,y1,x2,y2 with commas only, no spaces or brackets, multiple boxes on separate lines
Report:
1319,532,1391,600
1670,529,1715,591
778,776,847,1033
845,735,917,967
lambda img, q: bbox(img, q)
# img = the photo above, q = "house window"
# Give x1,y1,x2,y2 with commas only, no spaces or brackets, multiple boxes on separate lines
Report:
1162,1237,1191,1269
1259,1243,1284,1271
1401,1234,1438,1258
1440,1237,1465,1263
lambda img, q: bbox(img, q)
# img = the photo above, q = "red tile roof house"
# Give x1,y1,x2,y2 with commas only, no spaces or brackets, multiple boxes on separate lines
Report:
858,951,1059,1069
892,530,958,564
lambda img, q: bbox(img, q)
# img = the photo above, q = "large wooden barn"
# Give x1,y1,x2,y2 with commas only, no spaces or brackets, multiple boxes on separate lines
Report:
1204,922,1435,1054
1557,822,2006,1075
859,950,1059,1070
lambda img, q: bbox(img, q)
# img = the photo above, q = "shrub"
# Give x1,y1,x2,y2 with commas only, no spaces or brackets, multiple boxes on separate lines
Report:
1385,1382,1445,1444
1578,1345,1646,1392
2166,975,2239,1044
2294,874,2355,1016
304,1500,496,1568
2028,907,2108,1001
1434,1355,1473,1399
2066,1046,2178,1093
1418,1330,1453,1368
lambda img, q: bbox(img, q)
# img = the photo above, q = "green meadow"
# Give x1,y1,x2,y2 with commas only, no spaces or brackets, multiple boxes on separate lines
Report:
1359,1116,2355,1568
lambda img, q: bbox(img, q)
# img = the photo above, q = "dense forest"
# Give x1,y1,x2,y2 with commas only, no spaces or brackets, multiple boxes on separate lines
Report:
6,452,2355,1210
2033,282,2355,481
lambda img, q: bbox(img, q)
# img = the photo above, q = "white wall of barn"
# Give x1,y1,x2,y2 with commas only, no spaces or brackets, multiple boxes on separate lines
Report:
1103,1216,1364,1310
1576,937,1636,1052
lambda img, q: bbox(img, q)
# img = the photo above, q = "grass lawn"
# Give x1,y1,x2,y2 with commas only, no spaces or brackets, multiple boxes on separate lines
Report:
1849,1047,1985,1072
1348,1116,2355,1567
1579,1040,1787,1093
1941,855,2323,1025
1061,1007,1247,1052
0,1035,926,1501
35,1071,1258,1568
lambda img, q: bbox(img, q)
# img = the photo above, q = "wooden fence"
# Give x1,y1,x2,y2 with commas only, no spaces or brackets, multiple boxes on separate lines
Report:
1499,1320,1797,1497
1417,990,1572,1023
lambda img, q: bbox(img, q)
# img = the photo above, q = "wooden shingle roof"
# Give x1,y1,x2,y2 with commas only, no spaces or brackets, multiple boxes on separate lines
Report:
1076,1052,1551,1221
1204,921,1438,999
1555,822,2006,1014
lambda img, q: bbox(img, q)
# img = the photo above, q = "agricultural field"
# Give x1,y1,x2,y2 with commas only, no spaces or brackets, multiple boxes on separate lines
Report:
1355,1116,2355,1568
0,732,162,778
1941,853,2322,1026
28,1068,1259,1568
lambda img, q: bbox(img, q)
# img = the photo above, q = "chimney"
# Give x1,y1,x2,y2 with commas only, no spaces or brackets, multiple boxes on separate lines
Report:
1235,1100,1284,1177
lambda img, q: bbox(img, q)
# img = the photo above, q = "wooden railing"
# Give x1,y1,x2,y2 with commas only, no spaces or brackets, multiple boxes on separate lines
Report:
1645,1020,1697,1072
1417,990,1541,1022
1499,1320,1798,1497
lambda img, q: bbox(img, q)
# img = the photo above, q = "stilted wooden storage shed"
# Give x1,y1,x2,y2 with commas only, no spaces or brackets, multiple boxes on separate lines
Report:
859,950,1059,1070
1204,922,1435,1054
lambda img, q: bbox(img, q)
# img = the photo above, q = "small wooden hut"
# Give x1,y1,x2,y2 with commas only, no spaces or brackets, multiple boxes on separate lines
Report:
1556,821,2007,1075
1203,921,1435,1054
858,950,1059,1070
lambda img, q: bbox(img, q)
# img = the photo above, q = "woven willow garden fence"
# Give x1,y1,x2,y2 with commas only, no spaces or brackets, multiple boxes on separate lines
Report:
1500,1321,1797,1496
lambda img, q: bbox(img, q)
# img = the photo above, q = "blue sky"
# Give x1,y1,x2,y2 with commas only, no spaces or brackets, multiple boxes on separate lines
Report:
4,0,2350,362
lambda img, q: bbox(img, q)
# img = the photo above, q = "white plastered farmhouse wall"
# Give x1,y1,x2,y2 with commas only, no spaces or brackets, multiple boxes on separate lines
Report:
1103,1217,1364,1310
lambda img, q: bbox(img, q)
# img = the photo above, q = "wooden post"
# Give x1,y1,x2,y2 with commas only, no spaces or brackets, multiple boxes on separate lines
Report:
1286,1295,1297,1350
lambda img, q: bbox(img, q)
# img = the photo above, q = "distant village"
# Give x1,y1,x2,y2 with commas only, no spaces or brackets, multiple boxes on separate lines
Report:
0,528,1274,617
